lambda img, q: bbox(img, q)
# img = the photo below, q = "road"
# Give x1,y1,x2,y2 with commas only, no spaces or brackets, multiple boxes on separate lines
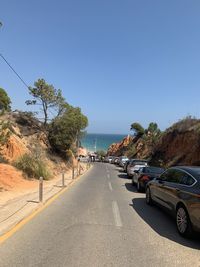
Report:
0,163,200,267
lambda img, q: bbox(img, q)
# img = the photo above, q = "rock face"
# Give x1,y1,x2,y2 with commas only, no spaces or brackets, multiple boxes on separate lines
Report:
107,135,133,156
0,112,70,180
107,118,200,167
78,147,88,157
1,134,28,162
0,112,49,162
151,118,200,167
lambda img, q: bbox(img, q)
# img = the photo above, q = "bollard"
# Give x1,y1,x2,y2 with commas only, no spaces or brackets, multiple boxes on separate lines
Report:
77,162,79,177
72,166,75,179
79,164,81,175
39,176,43,202
62,172,65,187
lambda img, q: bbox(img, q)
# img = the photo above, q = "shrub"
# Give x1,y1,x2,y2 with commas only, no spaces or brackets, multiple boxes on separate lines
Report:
0,155,8,164
14,153,51,180
126,144,136,158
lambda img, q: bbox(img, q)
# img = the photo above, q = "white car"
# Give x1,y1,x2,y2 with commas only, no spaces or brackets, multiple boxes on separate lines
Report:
119,156,129,167
127,161,148,178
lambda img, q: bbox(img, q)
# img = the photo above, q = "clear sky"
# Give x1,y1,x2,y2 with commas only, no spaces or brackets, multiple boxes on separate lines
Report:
1,0,200,134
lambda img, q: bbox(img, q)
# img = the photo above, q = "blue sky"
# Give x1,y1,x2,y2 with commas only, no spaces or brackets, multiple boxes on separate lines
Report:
1,0,200,134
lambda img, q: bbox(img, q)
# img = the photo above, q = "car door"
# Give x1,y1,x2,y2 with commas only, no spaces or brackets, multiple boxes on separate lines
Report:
133,167,144,183
156,169,184,211
151,169,177,208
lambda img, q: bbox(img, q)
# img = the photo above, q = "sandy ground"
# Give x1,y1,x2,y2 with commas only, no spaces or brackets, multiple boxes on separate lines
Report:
0,162,89,235
0,164,38,205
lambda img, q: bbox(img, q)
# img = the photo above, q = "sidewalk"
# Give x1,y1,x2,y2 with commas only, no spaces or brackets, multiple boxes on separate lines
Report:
0,162,90,236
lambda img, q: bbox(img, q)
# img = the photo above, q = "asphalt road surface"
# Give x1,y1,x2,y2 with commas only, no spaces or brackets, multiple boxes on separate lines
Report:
0,163,200,267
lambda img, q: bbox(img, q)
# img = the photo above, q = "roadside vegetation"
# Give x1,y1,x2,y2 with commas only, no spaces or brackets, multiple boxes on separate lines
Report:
0,79,88,179
14,153,51,180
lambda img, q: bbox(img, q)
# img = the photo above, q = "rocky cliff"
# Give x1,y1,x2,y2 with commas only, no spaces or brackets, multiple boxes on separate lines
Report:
107,118,200,167
107,135,133,156
0,111,70,176
151,118,200,167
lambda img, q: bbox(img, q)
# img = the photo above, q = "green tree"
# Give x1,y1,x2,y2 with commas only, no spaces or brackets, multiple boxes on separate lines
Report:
0,88,11,113
26,79,66,126
48,106,88,155
130,122,145,137
96,150,106,158
147,122,158,133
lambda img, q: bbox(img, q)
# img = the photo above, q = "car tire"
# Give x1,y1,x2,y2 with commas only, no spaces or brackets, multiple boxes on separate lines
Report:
176,205,193,238
146,187,153,205
137,181,142,192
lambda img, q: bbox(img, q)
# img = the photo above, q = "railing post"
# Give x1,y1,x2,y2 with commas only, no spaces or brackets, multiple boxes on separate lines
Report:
77,162,79,177
62,172,65,187
39,176,43,203
79,164,81,175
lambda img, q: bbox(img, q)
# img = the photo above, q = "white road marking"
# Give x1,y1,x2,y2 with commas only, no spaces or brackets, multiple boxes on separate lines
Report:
107,173,110,179
112,201,122,227
108,181,113,191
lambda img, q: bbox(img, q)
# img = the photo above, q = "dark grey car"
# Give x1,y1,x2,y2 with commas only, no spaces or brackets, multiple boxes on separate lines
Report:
146,166,200,237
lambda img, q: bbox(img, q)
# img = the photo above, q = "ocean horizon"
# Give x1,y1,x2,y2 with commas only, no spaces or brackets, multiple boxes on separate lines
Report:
81,133,128,152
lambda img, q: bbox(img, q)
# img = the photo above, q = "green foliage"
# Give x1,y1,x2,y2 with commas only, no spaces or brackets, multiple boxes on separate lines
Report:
14,111,38,126
147,122,158,133
26,78,67,126
14,153,51,180
0,121,11,146
96,150,106,158
168,116,198,133
146,122,161,143
130,122,145,137
126,144,136,158
0,88,11,113
0,155,8,164
48,105,88,155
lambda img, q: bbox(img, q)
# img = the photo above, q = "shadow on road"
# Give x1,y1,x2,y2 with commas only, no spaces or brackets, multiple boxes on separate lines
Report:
118,173,129,179
124,182,138,193
117,169,125,173
130,197,200,249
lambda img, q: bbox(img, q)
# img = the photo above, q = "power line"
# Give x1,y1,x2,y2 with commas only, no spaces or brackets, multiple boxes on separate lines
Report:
0,53,29,88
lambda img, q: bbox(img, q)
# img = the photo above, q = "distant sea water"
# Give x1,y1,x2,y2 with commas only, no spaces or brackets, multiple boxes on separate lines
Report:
81,133,127,152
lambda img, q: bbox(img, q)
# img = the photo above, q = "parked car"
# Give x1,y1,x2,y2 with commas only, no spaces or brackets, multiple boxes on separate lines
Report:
123,159,131,172
146,166,200,237
119,156,129,167
108,156,114,163
112,157,119,164
132,166,164,191
127,160,149,178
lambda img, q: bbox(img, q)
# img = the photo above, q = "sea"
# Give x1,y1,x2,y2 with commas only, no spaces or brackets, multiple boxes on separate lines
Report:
81,133,127,152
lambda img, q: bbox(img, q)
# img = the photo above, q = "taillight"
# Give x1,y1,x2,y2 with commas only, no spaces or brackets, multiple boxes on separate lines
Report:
140,175,150,182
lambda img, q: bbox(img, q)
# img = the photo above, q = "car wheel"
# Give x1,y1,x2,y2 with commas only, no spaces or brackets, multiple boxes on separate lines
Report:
176,205,193,237
137,181,141,192
146,187,153,205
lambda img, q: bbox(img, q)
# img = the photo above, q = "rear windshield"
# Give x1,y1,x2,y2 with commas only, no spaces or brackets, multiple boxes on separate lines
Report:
144,167,164,173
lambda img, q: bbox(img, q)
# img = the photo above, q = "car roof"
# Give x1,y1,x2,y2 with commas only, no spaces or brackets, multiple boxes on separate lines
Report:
130,159,148,162
170,166,200,180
